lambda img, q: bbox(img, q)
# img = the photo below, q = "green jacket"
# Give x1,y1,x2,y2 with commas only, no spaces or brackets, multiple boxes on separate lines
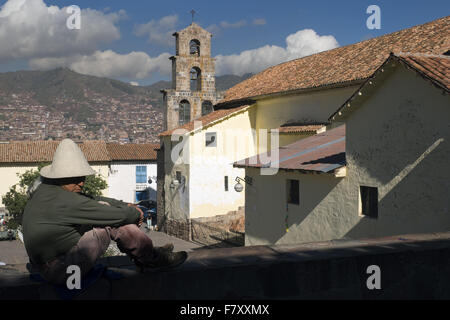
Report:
22,183,140,265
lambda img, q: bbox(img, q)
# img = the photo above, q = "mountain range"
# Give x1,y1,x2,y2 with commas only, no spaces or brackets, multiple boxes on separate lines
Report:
0,68,252,143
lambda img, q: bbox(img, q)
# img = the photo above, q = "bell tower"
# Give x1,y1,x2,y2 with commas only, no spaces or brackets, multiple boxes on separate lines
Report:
162,23,219,131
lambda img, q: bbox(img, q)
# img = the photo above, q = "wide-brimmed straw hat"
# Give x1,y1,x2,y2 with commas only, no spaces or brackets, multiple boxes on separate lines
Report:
40,139,96,179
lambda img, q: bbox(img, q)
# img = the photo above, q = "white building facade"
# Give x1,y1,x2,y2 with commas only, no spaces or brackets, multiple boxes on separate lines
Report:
107,161,157,203
105,143,159,204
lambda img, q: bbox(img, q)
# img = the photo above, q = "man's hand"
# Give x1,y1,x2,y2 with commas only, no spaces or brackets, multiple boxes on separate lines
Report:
128,203,144,226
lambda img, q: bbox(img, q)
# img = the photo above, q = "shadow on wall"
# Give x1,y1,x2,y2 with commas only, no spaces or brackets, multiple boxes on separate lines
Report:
346,131,450,238
344,147,450,239
348,99,447,185
246,173,342,245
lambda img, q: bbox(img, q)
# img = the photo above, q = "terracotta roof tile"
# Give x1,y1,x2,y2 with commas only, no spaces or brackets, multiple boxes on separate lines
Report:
159,103,253,137
0,140,109,163
0,141,160,164
220,16,450,104
329,53,450,121
396,53,450,91
106,143,158,161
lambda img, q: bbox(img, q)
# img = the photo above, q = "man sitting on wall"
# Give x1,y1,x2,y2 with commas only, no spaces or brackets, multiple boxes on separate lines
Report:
22,139,187,285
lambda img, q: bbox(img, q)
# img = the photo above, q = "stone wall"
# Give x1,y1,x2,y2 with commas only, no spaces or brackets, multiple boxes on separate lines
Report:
190,208,245,247
2,231,450,300
164,23,221,131
164,217,191,242
156,146,165,230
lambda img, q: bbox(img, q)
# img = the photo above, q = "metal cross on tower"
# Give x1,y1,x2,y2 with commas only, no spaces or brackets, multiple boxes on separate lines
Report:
190,9,196,23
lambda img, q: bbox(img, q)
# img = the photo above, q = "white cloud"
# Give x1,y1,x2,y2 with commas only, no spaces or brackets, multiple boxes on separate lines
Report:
134,14,178,46
29,50,172,79
0,0,123,62
206,24,221,35
252,18,266,26
220,20,247,28
215,29,339,76
27,21,338,82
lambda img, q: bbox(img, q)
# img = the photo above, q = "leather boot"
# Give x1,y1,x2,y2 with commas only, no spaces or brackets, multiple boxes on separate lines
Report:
135,244,187,272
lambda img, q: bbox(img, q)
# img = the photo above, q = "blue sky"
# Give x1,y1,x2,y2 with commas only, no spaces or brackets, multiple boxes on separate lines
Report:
0,0,448,85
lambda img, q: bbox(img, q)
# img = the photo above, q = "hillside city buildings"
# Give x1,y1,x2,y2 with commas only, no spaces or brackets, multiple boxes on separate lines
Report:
0,86,163,144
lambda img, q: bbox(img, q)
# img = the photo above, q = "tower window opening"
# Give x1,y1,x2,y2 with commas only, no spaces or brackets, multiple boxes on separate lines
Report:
189,39,200,56
179,100,191,125
202,100,213,116
190,67,201,91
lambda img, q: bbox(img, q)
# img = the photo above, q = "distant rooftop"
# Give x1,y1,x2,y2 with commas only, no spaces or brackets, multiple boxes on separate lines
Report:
106,143,158,161
0,141,159,164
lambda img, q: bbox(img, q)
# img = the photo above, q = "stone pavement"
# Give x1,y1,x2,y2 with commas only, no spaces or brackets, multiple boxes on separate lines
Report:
144,227,201,252
0,239,29,265
0,224,201,267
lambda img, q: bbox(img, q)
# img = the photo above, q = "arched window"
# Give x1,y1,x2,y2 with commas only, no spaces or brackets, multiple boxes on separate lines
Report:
202,100,213,116
179,100,191,125
189,39,200,56
190,67,201,91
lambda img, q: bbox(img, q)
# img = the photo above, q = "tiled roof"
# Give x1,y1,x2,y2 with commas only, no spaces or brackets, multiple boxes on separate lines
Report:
396,53,450,91
234,125,345,174
106,143,158,161
159,103,253,137
0,140,109,163
220,16,450,105
275,125,326,134
0,141,160,164
329,53,450,121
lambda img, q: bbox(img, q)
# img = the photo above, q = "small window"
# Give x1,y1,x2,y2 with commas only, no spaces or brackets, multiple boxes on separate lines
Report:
205,132,217,147
360,186,378,218
190,67,201,91
202,101,213,116
224,176,228,191
179,100,191,125
176,171,182,183
287,179,299,205
136,166,147,184
189,39,200,56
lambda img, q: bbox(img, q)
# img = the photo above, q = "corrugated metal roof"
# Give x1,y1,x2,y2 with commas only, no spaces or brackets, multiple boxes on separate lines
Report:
234,125,345,173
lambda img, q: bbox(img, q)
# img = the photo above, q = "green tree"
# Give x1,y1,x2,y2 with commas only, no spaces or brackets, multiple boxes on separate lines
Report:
1,164,107,229
2,166,43,229
83,174,108,197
